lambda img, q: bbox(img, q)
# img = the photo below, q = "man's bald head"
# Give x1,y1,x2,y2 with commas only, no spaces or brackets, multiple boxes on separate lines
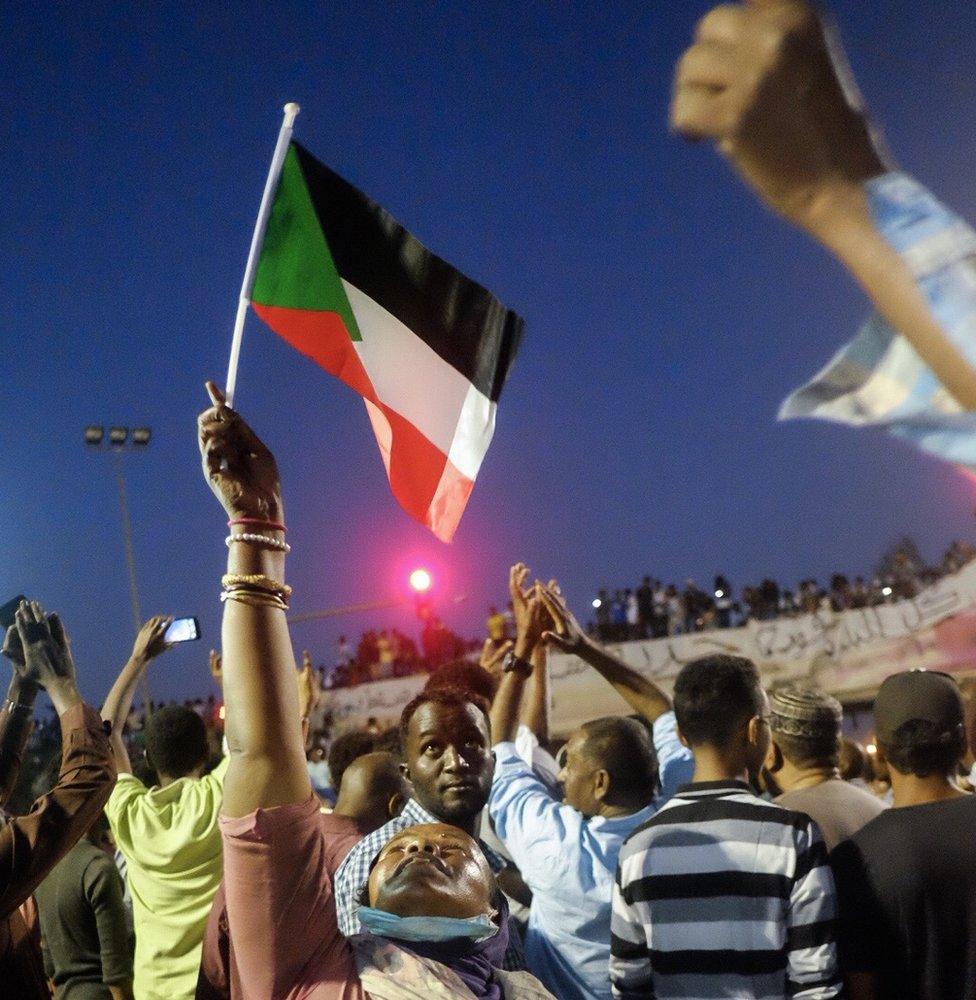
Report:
334,751,410,833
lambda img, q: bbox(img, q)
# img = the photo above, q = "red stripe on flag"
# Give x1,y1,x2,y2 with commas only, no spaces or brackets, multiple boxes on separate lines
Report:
252,303,473,541
427,457,476,543
253,302,374,400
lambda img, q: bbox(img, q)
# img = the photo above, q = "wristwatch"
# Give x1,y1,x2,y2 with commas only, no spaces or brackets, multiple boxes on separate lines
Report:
501,650,533,677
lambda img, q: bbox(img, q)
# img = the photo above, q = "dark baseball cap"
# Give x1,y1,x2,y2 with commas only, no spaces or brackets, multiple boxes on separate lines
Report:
874,670,964,744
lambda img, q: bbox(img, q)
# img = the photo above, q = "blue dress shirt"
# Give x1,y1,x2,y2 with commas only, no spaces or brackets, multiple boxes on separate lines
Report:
488,711,693,1000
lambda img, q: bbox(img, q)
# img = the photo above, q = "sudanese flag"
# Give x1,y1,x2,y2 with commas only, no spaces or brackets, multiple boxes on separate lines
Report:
250,142,524,542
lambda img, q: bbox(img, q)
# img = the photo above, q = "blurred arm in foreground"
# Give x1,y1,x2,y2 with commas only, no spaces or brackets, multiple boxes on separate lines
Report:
672,1,976,457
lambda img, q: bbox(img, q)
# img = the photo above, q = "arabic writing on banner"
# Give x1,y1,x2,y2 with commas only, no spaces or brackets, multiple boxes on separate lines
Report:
322,559,976,736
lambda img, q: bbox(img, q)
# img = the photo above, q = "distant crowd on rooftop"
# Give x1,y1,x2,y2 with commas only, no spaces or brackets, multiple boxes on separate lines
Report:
322,617,478,689
589,537,976,643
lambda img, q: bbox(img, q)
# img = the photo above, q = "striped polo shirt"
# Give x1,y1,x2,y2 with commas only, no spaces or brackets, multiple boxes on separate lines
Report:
610,781,842,1000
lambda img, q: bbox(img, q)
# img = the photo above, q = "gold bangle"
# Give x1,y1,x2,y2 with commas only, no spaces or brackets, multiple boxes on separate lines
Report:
220,589,289,611
221,574,292,600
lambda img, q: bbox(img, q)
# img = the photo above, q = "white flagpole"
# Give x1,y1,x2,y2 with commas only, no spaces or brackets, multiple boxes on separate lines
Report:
225,101,301,408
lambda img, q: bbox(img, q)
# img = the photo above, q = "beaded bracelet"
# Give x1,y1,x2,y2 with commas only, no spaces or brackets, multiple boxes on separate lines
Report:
228,517,288,534
225,532,290,554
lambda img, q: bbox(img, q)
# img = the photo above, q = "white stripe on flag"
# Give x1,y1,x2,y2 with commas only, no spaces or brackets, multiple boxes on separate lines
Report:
448,383,497,483
343,281,494,481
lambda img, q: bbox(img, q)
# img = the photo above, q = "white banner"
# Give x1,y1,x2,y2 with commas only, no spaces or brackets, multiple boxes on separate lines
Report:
323,560,976,736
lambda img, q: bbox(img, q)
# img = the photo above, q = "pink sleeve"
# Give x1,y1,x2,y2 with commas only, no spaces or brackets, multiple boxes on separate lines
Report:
219,795,363,1000
196,881,230,999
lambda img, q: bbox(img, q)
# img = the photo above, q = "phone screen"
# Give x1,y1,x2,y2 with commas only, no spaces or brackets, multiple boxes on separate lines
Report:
0,596,27,631
165,617,200,643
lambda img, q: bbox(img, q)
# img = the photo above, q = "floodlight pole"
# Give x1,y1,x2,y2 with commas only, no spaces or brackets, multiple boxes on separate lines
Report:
111,448,153,720
86,427,153,719
113,451,143,637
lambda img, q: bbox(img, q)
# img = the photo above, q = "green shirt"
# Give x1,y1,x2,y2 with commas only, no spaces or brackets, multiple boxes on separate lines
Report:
105,757,228,999
35,839,132,999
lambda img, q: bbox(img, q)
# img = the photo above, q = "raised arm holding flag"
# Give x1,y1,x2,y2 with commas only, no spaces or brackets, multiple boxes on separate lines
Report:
672,0,976,469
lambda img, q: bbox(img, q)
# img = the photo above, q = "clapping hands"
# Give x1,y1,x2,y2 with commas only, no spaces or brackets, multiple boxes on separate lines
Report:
509,564,556,660
537,583,587,655
505,565,590,659
3,600,81,714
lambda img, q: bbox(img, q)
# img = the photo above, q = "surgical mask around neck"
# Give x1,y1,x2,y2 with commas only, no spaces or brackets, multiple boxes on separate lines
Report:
358,906,498,943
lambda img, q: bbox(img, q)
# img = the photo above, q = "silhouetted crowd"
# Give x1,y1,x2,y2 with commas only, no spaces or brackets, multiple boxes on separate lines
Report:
592,539,976,642
323,620,477,688
6,385,976,1000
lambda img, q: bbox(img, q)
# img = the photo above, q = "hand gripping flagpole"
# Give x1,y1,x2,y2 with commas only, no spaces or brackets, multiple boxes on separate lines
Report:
225,101,301,408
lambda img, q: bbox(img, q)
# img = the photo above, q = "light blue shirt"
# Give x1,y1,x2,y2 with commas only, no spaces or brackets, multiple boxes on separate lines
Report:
488,711,693,1000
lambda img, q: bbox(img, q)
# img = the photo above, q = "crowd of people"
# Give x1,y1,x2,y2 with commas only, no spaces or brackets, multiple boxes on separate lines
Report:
323,620,477,689
4,385,975,1000
592,539,976,642
8,3,976,999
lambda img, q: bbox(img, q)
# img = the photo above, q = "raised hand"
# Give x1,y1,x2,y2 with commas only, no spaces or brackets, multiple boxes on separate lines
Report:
670,0,885,235
508,563,532,628
297,654,321,720
2,619,37,707
209,649,223,685
508,564,553,660
479,638,514,677
198,381,283,522
130,616,174,667
540,583,674,721
5,601,81,715
538,582,587,655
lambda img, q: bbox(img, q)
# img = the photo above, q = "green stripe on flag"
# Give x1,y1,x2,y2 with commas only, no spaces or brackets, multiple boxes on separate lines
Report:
252,145,361,341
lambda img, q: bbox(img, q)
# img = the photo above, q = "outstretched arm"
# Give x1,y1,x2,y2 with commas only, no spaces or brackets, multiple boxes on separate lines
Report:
671,0,976,411
0,603,114,918
539,584,672,723
101,617,172,775
198,382,309,818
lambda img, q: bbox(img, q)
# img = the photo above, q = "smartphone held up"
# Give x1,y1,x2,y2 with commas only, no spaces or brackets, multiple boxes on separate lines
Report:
0,596,27,631
165,617,201,644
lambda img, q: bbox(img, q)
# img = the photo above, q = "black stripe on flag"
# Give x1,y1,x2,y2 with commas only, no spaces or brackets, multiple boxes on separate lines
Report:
293,143,524,403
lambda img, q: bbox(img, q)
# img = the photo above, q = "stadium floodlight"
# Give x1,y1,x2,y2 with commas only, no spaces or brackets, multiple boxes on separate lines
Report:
409,568,432,593
84,421,153,715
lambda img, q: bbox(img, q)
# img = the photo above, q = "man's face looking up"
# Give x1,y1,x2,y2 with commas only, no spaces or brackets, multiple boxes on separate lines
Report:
402,700,493,826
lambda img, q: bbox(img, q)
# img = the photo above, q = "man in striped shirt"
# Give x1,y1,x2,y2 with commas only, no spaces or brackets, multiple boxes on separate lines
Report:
610,655,842,1000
